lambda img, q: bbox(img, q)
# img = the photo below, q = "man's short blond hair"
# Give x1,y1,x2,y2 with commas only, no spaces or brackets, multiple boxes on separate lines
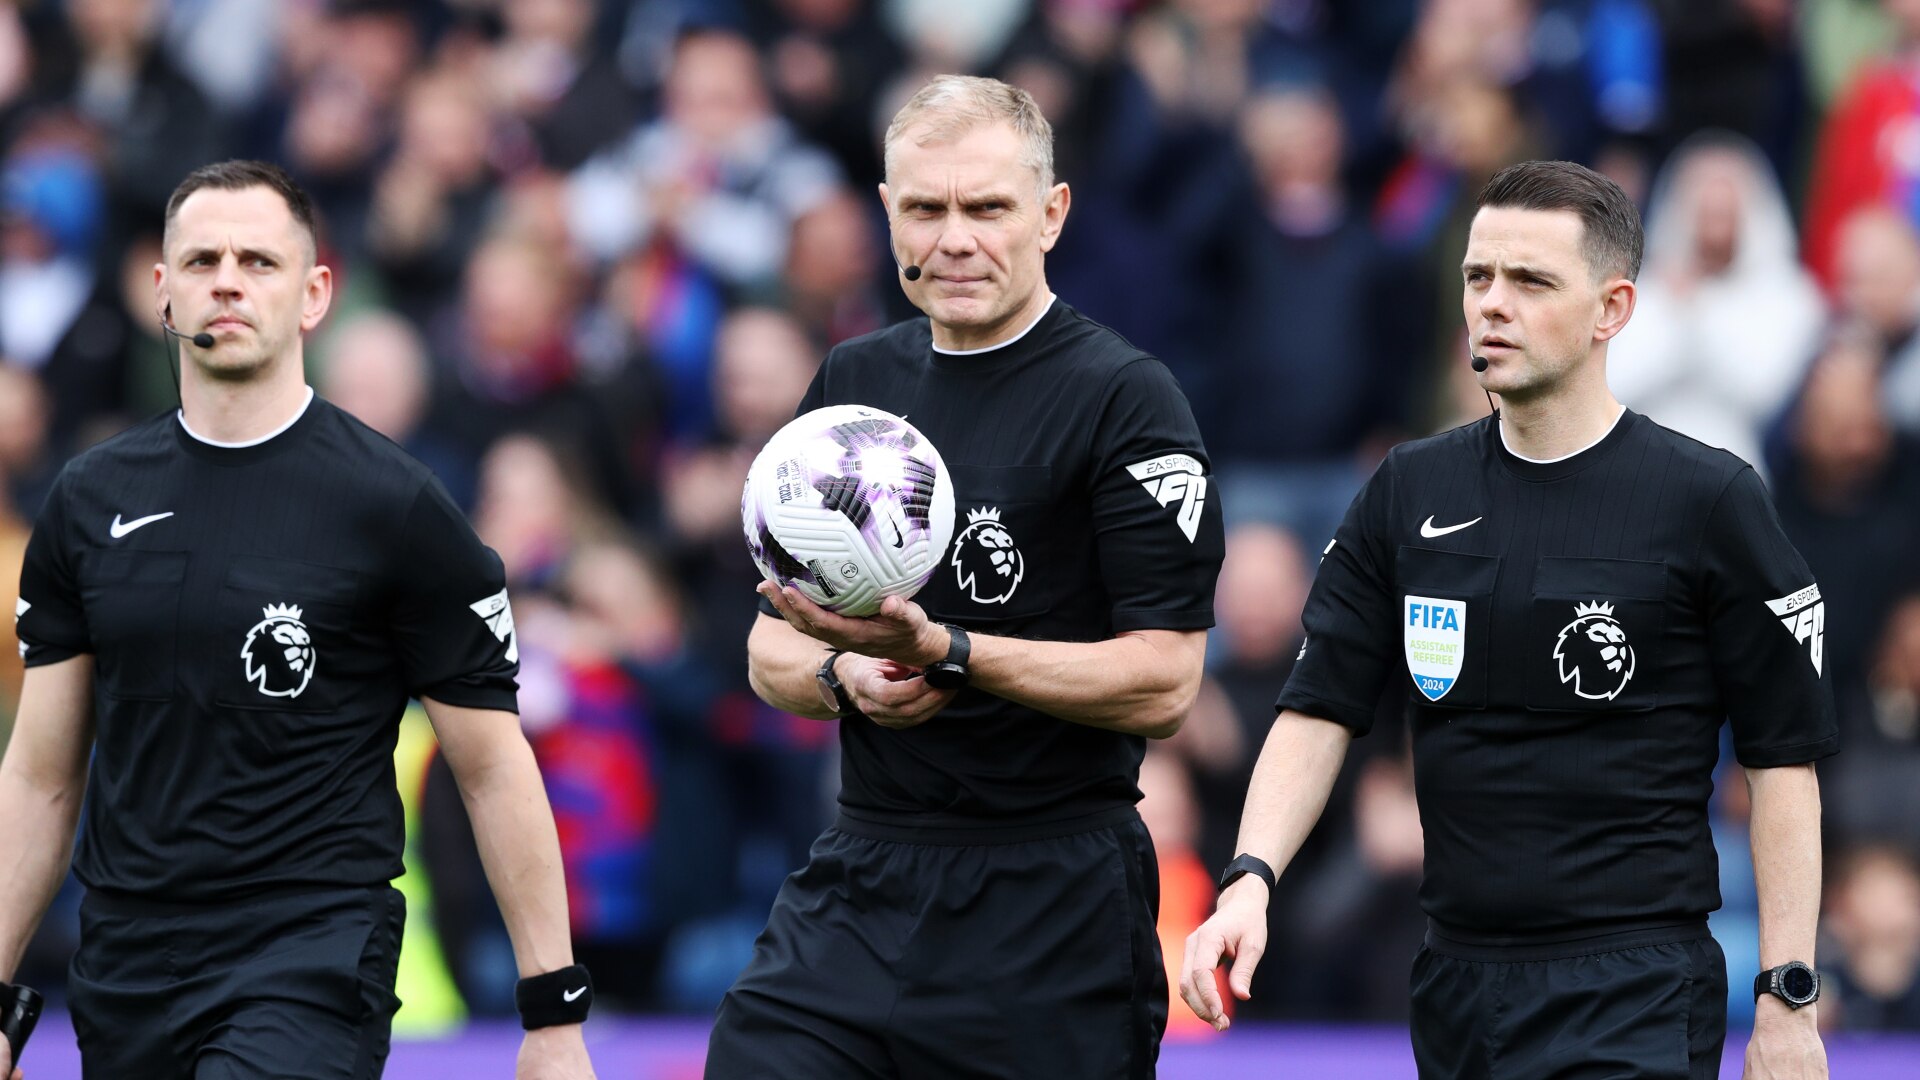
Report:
883,75,1055,193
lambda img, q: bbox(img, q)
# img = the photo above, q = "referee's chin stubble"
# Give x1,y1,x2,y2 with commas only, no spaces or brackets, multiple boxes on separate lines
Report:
188,333,278,383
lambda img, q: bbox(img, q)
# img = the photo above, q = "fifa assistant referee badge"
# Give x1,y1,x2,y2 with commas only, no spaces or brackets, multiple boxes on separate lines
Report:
515,964,593,1029
1217,854,1277,893
1754,961,1820,1009
0,981,43,1058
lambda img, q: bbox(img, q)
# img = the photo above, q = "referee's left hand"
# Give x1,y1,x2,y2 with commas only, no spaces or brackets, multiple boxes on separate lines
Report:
1743,998,1826,1079
760,584,948,668
517,1024,596,1079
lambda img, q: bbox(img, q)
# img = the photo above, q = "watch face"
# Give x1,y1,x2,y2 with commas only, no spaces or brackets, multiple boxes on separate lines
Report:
1782,965,1816,1001
817,673,841,712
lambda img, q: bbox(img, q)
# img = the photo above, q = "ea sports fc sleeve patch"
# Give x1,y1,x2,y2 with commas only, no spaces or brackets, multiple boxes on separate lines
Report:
1699,468,1837,766
391,479,520,711
1088,360,1224,631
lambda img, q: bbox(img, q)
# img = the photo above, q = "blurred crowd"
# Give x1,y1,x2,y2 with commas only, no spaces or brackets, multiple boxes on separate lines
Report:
2,0,1920,1037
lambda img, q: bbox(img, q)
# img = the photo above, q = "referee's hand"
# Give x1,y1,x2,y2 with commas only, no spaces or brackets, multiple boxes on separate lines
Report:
517,1024,595,1079
1179,876,1270,1032
840,654,958,730
760,584,948,669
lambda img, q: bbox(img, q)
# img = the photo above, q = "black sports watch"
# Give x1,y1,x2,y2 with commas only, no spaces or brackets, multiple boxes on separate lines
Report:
1754,961,1820,1009
1217,853,1277,893
815,650,857,716
922,624,972,690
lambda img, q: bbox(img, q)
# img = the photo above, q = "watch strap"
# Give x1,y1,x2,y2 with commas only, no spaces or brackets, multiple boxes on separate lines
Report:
1217,853,1277,893
817,650,856,715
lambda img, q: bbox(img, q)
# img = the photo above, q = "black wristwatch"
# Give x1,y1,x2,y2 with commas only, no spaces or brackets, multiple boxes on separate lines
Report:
1217,853,1277,893
922,624,972,690
815,650,857,716
1754,961,1820,1009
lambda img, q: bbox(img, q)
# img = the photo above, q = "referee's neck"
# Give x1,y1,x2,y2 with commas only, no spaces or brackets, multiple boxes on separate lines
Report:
1498,389,1625,463
179,359,313,445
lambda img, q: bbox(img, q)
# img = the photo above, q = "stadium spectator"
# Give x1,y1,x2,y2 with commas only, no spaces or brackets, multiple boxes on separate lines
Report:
1822,842,1920,1031
1608,132,1825,473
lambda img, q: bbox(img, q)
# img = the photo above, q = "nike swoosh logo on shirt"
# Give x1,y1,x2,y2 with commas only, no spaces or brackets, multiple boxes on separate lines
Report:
563,986,587,1002
110,512,175,539
1419,515,1482,539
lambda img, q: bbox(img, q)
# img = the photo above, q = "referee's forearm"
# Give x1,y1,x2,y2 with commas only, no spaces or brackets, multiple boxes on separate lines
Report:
455,738,578,978
1230,711,1351,879
1745,762,1823,969
0,773,83,982
746,614,840,720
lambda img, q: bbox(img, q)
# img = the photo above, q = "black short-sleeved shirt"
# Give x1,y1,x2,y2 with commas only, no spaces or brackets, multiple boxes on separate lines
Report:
1277,409,1837,947
14,392,519,902
760,298,1225,826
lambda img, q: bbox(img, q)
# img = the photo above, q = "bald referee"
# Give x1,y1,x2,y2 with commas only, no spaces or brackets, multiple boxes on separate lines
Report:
1183,161,1834,1079
0,162,594,1079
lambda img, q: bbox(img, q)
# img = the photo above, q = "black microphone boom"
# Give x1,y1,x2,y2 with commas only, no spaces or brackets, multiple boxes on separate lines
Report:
1470,354,1489,372
903,264,921,281
162,320,215,349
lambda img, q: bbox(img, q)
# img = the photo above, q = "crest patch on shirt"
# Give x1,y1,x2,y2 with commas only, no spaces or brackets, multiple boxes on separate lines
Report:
1552,601,1637,701
242,602,316,699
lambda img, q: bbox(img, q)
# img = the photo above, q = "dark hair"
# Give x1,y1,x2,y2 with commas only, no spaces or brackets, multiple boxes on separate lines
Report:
163,160,320,261
1477,160,1642,282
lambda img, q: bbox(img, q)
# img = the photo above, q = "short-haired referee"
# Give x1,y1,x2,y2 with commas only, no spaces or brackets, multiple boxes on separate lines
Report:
1183,161,1836,1078
0,162,596,1079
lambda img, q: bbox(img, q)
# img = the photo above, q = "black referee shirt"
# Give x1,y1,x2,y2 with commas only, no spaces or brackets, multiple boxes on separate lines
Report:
763,298,1226,826
14,392,519,902
1278,409,1837,947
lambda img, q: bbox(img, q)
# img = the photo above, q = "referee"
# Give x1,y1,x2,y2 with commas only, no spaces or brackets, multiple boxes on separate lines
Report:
1182,161,1835,1078
0,162,595,1079
705,76,1225,1078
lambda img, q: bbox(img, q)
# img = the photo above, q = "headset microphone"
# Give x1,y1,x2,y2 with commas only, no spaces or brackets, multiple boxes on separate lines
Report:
162,319,215,350
890,248,921,281
1471,354,1489,373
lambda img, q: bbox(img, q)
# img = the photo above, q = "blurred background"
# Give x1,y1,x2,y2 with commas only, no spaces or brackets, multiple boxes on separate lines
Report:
2,0,1920,1072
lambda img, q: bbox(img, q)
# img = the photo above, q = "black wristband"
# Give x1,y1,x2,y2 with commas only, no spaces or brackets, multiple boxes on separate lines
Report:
514,964,593,1030
1,981,44,1060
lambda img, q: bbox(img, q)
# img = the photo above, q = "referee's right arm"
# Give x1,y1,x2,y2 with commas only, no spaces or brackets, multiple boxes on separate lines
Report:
1178,710,1350,1030
0,655,95,1070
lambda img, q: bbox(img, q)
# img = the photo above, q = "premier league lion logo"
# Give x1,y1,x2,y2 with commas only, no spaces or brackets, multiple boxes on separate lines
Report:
951,506,1024,604
242,602,317,699
1553,600,1635,701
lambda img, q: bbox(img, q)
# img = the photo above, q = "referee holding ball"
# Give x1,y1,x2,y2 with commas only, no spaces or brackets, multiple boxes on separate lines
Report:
0,161,594,1079
1183,161,1835,1079
705,75,1225,1078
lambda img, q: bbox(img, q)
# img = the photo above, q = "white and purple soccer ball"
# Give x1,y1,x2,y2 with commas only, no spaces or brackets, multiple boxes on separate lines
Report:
743,404,955,617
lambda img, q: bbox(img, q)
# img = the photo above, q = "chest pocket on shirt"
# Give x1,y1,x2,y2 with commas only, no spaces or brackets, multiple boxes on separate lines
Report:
1526,557,1668,712
214,555,365,714
923,463,1054,623
80,549,189,701
1395,546,1499,710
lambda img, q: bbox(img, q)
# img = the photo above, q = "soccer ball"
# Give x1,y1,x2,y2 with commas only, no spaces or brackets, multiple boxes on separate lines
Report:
743,404,956,617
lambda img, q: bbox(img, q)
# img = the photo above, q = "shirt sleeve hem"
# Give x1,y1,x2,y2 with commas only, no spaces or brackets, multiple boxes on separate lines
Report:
1110,607,1216,632
411,682,520,714
23,645,86,667
1734,735,1840,768
1274,689,1374,736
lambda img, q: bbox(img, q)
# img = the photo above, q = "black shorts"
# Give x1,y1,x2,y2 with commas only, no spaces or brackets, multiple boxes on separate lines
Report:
67,884,405,1080
1410,927,1728,1079
705,808,1165,1079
